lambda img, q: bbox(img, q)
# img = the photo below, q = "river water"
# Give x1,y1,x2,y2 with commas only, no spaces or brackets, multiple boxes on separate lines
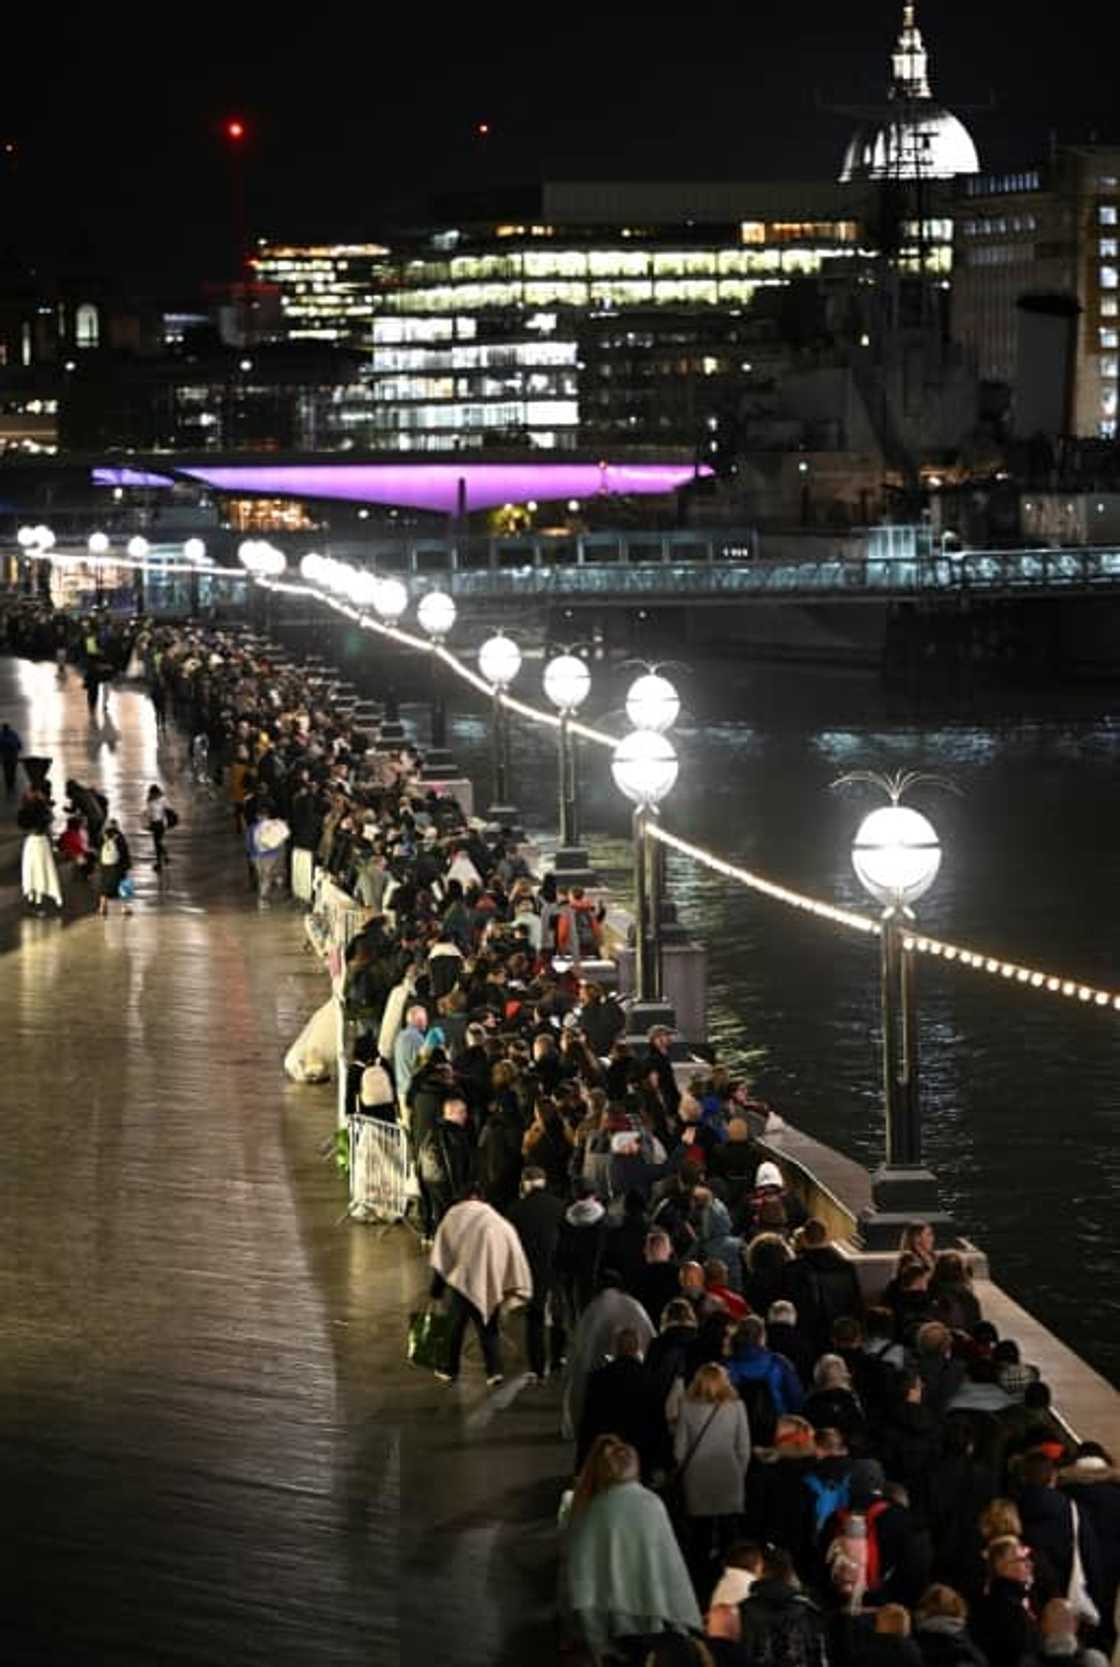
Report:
429,656,1120,1389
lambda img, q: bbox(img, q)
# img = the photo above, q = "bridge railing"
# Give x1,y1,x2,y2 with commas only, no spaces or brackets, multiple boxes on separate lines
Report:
417,546,1120,602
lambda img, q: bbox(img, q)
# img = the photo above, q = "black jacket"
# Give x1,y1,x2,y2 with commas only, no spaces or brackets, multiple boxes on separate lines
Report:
477,1106,524,1210
737,1580,829,1667
913,1623,989,1667
417,1119,475,1205
507,1187,565,1297
969,1579,1039,1667
579,996,625,1058
782,1245,864,1354
576,1355,663,1472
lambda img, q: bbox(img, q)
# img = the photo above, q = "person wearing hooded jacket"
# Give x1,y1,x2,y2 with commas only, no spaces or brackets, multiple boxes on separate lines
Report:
508,1167,566,1381
1058,1444,1120,1653
912,1585,990,1667
556,1180,607,1318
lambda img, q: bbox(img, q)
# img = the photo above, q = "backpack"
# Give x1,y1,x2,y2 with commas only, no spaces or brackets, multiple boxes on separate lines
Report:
738,1371,778,1447
100,836,118,866
827,1500,891,1607
805,1470,851,1539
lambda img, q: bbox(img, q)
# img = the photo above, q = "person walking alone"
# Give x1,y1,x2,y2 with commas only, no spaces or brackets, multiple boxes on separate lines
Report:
0,722,22,795
143,785,176,873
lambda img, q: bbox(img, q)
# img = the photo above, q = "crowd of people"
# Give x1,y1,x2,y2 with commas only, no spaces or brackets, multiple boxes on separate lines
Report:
1,604,179,915
4,599,1117,1667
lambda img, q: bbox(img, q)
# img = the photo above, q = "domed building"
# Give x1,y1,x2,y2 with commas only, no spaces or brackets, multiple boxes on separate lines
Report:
840,3,980,183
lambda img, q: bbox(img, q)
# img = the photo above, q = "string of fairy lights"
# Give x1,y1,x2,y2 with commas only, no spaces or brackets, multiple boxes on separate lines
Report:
260,575,1120,1018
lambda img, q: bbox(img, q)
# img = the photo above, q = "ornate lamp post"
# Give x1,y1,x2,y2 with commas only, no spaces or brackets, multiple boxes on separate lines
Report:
543,652,596,885
848,782,954,1245
372,577,409,746
611,726,679,1034
478,632,522,826
417,590,458,780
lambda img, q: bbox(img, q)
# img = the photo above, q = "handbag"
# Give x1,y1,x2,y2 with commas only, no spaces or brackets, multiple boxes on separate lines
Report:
657,1401,722,1520
118,874,136,901
407,1303,452,1372
165,806,180,830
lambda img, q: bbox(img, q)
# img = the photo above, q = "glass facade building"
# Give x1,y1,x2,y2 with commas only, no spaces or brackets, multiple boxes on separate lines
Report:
251,244,390,346
952,146,1120,439
364,209,885,453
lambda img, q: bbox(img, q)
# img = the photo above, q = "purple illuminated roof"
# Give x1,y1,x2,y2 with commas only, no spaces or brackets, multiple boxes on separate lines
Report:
94,467,176,489
95,461,709,512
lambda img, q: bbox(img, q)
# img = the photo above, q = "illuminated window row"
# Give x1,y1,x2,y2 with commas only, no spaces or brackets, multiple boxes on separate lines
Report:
387,274,814,314
369,371,578,401
371,341,579,372
368,399,579,431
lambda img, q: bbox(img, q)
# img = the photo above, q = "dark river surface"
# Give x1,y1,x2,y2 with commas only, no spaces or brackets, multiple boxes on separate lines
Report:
422,653,1120,1388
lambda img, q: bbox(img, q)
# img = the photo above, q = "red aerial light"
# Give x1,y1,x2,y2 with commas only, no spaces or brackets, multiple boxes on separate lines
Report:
226,119,246,141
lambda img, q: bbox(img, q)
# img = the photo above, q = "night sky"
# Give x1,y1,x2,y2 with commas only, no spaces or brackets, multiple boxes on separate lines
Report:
3,0,1111,295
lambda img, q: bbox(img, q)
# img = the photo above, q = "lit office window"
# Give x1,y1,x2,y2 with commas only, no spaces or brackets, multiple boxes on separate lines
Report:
1104,297,1119,316
1102,240,1119,257
1102,266,1119,290
1102,329,1120,349
1101,357,1119,379
75,303,100,348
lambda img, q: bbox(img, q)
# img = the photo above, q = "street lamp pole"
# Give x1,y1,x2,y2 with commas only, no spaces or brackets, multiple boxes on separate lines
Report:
543,652,595,886
417,590,458,780
611,726,679,1038
479,633,522,828
850,794,954,1246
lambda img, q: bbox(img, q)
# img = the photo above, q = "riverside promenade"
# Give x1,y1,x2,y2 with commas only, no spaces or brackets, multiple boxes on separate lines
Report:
0,660,560,1666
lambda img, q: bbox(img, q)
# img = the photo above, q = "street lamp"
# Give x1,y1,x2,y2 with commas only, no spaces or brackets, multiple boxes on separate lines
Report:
373,576,408,622
88,532,110,556
183,537,206,563
544,651,595,884
417,590,458,779
626,670,680,735
479,632,522,825
127,535,150,560
369,576,411,748
850,795,950,1245
612,728,679,1032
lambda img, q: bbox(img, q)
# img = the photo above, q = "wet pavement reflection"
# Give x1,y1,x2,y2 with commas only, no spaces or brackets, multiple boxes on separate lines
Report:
1,660,563,1665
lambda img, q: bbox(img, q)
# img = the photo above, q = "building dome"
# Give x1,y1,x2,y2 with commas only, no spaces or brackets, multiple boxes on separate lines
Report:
839,2,979,183
841,108,979,183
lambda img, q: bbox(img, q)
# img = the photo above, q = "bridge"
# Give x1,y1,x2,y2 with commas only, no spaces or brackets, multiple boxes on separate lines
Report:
13,525,1120,617
415,542,1120,607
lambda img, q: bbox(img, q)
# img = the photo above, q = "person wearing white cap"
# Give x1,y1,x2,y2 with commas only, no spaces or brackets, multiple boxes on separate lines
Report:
743,1158,808,1240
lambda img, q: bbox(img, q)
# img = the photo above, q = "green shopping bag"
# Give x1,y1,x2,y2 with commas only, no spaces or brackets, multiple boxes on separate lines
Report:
407,1304,452,1372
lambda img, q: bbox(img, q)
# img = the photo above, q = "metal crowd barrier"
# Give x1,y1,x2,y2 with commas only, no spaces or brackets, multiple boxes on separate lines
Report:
348,1114,415,1225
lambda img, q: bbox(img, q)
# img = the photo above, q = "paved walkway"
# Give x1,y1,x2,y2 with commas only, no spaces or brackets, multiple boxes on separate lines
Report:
0,658,564,1666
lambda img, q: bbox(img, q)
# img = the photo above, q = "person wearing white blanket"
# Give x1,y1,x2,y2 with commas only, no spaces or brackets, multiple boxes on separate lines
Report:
428,1197,533,1387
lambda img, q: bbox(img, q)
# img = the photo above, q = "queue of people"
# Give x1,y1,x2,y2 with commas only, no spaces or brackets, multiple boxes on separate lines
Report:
8,599,1116,1667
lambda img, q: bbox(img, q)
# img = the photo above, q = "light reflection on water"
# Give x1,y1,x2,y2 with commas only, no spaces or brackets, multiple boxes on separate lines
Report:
411,663,1120,1385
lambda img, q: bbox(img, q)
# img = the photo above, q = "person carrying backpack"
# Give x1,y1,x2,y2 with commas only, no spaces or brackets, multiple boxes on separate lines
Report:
823,1458,931,1609
727,1315,805,1445
805,1428,854,1543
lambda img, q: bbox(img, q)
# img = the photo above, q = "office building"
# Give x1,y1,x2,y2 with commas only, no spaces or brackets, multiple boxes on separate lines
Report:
251,244,390,346
952,146,1120,438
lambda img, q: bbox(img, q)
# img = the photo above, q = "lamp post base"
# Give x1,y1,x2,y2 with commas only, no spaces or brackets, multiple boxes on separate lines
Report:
623,999,684,1055
420,749,459,781
859,1164,956,1249
486,802,522,832
552,846,600,888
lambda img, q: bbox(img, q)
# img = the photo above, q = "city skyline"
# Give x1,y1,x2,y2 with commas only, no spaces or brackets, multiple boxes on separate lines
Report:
3,0,1112,291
